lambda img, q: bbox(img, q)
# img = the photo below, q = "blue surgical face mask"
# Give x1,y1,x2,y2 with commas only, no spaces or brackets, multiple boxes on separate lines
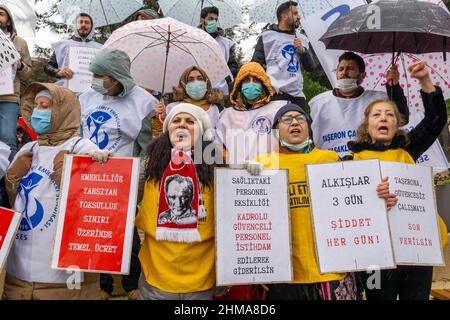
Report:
205,20,218,34
241,82,263,101
185,80,208,100
91,77,109,95
31,109,52,134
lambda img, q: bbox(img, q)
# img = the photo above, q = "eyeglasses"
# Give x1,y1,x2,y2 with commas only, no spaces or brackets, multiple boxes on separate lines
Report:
280,114,307,124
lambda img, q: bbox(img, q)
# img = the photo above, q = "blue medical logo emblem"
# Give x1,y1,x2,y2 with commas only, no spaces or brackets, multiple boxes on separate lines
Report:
281,44,299,72
251,116,272,134
18,173,44,231
87,111,112,149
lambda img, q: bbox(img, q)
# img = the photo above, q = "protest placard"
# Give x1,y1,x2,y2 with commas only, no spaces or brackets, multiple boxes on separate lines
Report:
0,66,14,95
0,207,22,270
67,46,100,93
381,162,444,266
215,168,292,286
306,159,395,273
51,155,139,274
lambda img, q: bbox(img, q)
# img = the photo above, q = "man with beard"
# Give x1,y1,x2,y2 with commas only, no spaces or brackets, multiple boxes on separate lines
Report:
252,1,316,108
309,51,408,157
44,13,102,87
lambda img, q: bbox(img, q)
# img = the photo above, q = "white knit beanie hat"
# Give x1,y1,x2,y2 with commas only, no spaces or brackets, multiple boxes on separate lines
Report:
163,103,214,141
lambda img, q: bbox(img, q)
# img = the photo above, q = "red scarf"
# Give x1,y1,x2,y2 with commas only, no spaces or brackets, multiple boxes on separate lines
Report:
156,149,206,243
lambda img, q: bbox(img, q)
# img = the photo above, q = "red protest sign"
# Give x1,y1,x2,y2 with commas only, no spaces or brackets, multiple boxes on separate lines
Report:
51,155,139,274
0,207,22,270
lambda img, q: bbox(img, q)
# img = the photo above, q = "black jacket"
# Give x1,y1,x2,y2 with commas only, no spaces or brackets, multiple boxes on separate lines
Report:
347,86,447,162
43,36,97,78
251,24,316,72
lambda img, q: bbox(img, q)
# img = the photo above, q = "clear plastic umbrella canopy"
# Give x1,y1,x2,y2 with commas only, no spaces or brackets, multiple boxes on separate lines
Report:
103,17,231,93
159,0,241,29
249,0,286,24
0,29,20,72
58,0,144,28
0,0,36,37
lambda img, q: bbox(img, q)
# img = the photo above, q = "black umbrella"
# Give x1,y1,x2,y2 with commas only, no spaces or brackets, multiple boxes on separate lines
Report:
319,0,450,63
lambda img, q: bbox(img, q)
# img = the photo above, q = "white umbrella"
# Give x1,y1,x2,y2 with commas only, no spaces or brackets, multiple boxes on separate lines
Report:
0,29,20,72
159,0,241,29
58,0,144,28
0,0,36,37
103,17,231,93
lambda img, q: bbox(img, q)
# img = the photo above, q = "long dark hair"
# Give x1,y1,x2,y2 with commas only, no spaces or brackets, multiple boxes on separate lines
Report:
144,132,224,189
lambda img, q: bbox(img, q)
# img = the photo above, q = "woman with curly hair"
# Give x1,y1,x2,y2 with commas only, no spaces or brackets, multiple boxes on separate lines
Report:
136,103,225,299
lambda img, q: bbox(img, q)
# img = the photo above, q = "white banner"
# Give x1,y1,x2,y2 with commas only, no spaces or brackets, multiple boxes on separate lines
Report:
380,162,445,266
0,66,14,95
215,168,292,286
67,46,100,94
306,159,395,273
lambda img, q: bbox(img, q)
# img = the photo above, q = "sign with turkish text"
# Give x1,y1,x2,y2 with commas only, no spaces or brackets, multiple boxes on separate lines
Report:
67,46,100,93
51,155,139,274
381,161,444,266
215,168,292,285
307,159,395,273
0,207,22,270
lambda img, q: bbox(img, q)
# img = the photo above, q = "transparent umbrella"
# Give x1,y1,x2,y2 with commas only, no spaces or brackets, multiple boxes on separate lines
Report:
58,0,144,28
0,0,36,37
159,0,241,29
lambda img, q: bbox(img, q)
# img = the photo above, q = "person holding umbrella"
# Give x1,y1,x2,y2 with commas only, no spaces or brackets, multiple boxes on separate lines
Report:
199,6,238,99
345,60,448,300
0,5,32,160
44,13,102,86
251,1,316,108
309,51,408,157
79,48,158,300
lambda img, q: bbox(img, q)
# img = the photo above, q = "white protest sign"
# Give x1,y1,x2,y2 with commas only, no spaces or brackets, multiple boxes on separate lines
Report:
307,159,395,273
0,66,14,95
215,168,292,285
67,46,100,93
381,162,445,266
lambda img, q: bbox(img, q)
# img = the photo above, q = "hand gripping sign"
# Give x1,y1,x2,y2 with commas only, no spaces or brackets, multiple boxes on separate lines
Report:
306,159,396,274
51,155,139,274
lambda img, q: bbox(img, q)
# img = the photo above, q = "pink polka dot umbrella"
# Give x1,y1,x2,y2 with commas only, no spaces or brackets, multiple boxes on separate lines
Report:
102,17,231,94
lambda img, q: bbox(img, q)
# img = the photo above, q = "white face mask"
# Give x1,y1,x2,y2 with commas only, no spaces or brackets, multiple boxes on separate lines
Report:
335,78,359,93
280,138,313,152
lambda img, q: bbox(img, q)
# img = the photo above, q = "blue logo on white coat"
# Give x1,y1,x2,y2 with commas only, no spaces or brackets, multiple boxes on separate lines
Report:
18,173,44,231
281,44,299,72
87,111,112,149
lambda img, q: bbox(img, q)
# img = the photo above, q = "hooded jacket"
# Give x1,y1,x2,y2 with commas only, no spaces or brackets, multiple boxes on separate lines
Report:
21,83,81,146
229,62,274,111
0,5,33,104
44,13,102,79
